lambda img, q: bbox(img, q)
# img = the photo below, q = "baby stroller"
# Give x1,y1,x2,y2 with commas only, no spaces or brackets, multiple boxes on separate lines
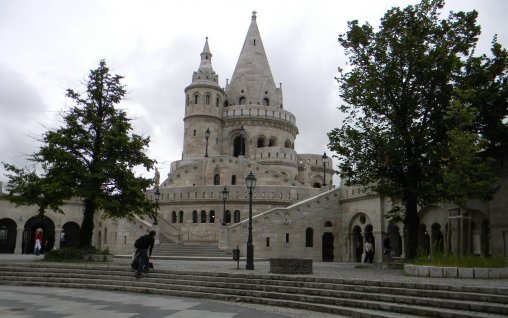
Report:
130,251,154,272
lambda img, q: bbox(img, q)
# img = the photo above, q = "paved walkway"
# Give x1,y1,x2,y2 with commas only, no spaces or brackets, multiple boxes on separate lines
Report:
0,254,507,318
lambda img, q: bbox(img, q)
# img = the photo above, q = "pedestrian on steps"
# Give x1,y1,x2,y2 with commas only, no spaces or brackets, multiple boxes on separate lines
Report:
134,230,156,278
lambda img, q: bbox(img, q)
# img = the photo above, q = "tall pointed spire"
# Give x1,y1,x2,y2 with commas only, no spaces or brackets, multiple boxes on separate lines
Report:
226,11,282,108
191,37,219,85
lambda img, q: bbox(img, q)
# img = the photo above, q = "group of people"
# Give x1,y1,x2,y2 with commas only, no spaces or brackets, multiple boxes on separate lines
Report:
363,233,391,264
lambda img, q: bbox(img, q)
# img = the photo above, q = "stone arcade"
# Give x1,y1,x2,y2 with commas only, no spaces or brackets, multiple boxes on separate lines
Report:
1,12,507,262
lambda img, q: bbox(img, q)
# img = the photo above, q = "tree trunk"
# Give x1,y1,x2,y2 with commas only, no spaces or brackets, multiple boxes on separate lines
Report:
404,196,419,260
78,199,95,248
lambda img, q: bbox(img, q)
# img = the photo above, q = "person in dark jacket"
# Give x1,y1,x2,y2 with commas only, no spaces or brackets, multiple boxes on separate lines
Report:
135,230,156,278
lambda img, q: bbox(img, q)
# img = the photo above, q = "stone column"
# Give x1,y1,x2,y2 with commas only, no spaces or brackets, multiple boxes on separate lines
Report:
54,228,62,250
14,227,24,254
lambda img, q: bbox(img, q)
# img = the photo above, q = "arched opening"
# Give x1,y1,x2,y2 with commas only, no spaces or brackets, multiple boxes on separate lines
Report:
171,211,177,223
322,232,334,262
233,136,245,157
0,218,17,253
305,228,314,247
239,97,246,105
231,175,237,185
268,137,276,147
192,211,198,223
263,98,269,106
352,225,363,262
214,174,220,185
22,215,55,254
257,137,266,148
387,223,403,257
233,210,241,223
60,222,80,249
205,94,211,105
364,224,375,253
224,210,231,224
194,94,199,104
431,222,444,255
209,210,215,223
200,210,207,223
284,140,291,148
179,211,184,223
324,221,332,227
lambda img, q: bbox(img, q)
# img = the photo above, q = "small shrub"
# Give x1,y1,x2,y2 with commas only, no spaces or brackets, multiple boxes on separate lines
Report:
413,253,506,268
44,248,86,262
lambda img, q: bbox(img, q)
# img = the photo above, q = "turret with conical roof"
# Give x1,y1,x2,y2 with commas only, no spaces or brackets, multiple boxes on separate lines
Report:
182,37,225,160
225,11,283,109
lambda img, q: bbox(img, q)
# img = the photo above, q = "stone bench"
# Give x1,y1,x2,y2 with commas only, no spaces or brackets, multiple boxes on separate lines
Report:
269,258,312,274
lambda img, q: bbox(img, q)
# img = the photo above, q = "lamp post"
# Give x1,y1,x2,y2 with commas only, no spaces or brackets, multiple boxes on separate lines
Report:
322,152,328,187
221,185,229,226
245,171,256,270
153,187,161,225
239,125,245,156
204,127,211,157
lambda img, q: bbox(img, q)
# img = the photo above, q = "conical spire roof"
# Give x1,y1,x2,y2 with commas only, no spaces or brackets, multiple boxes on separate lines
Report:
191,37,219,85
226,11,281,108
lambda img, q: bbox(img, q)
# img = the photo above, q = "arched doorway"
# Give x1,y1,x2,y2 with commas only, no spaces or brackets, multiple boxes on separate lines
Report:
22,215,55,254
61,222,80,248
233,136,245,157
0,218,17,253
322,232,334,262
352,225,363,262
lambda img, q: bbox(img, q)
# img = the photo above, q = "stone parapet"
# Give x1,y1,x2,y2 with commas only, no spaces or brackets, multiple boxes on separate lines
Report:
404,264,508,279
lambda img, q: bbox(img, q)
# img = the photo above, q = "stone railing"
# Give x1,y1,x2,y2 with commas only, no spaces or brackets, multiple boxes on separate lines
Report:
404,264,508,279
269,258,313,274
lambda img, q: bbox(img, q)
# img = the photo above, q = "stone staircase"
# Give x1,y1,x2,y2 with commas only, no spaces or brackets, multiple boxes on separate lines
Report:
152,242,230,259
0,262,507,318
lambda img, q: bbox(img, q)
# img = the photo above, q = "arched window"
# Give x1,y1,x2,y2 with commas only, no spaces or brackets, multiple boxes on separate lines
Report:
233,210,241,223
179,211,184,223
186,95,190,106
324,221,332,227
214,174,220,185
239,97,246,105
192,210,198,223
263,98,269,106
284,140,291,148
200,210,207,223
306,228,314,247
216,97,219,107
209,210,215,223
257,137,266,148
171,211,177,223
224,210,231,223
194,94,199,104
205,94,211,105
231,175,237,185
224,100,229,107
268,137,276,147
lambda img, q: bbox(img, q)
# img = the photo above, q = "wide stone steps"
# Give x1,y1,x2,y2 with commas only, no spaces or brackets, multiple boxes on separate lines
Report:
153,242,230,258
0,263,507,318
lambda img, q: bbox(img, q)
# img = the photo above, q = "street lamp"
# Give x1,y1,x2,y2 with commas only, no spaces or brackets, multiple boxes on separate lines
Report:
153,187,161,225
245,171,256,270
322,152,328,187
239,125,245,156
221,185,229,226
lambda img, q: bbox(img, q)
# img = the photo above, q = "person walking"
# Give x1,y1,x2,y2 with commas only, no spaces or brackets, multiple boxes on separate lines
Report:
383,233,391,263
34,229,43,256
363,238,374,264
134,230,156,278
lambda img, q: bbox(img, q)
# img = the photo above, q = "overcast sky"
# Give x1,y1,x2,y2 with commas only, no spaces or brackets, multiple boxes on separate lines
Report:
0,0,506,189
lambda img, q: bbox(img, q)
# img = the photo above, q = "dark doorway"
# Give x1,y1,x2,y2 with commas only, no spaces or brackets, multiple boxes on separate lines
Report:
0,218,17,253
233,136,245,157
22,215,55,254
322,232,334,262
353,226,363,262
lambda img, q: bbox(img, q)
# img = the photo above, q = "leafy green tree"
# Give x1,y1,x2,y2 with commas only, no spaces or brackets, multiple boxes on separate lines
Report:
328,0,506,259
3,60,157,248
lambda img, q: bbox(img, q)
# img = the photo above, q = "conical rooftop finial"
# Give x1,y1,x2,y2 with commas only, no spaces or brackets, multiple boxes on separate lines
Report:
190,37,219,85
